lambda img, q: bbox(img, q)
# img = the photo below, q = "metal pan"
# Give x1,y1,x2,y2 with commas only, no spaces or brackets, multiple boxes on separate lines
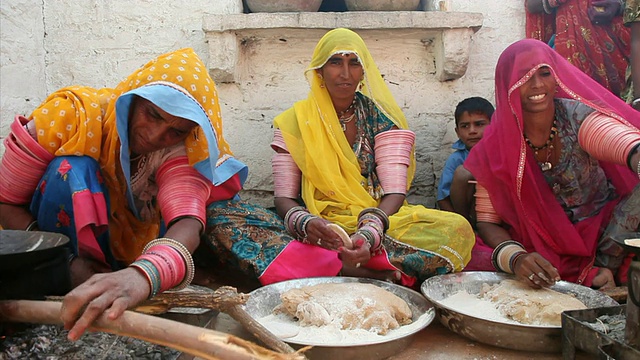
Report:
242,276,435,360
610,232,640,257
421,271,618,353
0,230,72,299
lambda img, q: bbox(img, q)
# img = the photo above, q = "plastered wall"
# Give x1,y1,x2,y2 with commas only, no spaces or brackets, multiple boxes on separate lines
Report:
0,0,525,207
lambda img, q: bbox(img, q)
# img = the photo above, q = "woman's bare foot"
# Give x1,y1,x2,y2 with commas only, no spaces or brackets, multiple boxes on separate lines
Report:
340,263,401,283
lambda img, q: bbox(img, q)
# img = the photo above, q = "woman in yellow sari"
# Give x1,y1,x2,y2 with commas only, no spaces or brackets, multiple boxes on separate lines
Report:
267,28,475,288
0,49,247,339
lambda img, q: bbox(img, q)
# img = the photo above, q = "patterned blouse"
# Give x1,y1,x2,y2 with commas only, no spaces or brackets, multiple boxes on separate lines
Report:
542,99,617,223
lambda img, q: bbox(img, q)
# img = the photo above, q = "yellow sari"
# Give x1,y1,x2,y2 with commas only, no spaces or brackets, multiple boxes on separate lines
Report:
274,28,473,276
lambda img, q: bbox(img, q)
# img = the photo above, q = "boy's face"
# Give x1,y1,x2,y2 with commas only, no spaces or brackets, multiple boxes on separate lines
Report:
455,111,490,149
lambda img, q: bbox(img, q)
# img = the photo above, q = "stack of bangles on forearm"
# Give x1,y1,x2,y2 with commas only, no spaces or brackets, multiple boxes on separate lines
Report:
491,240,527,274
356,207,389,254
284,206,318,243
130,238,195,299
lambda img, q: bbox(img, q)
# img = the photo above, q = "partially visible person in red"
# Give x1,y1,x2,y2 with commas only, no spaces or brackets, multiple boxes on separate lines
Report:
526,0,631,97
622,0,640,109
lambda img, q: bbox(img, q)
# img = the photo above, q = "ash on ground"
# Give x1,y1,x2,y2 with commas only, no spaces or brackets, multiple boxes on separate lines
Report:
1,324,180,360
584,314,627,343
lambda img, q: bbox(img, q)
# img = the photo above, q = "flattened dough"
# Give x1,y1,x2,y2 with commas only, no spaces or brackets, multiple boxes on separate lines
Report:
625,238,640,247
480,279,587,326
275,283,412,334
327,223,353,249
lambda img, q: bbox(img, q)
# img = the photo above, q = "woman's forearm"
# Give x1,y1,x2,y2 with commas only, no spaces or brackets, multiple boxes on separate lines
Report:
0,203,35,230
163,217,202,253
377,193,405,217
476,221,514,249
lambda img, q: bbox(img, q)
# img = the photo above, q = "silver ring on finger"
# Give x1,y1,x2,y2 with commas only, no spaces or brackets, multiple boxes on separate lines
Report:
317,238,322,246
528,273,535,281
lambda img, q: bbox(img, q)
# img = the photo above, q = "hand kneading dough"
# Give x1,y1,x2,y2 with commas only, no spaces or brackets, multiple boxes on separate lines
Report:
327,223,353,249
274,283,412,334
480,279,587,326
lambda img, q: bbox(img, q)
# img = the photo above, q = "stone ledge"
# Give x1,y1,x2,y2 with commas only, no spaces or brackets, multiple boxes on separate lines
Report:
203,11,483,82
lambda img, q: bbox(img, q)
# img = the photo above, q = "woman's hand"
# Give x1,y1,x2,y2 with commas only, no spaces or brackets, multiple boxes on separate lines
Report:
512,252,560,288
592,267,616,290
338,236,372,267
588,0,622,25
69,257,112,288
305,218,343,250
61,267,150,341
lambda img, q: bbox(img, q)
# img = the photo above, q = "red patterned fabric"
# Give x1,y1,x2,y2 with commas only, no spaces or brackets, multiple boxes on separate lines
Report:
526,0,630,96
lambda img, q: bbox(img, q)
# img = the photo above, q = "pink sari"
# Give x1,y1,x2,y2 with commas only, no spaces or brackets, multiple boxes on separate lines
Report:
465,39,639,285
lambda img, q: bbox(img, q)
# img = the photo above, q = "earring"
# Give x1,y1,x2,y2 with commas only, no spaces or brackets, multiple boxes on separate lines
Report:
358,81,364,91
318,73,325,88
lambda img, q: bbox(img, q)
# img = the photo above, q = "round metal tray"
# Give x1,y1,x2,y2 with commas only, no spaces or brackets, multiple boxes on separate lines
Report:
243,277,435,360
421,271,618,353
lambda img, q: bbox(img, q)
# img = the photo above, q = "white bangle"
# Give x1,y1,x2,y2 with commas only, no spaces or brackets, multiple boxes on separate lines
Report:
25,220,38,231
632,98,640,107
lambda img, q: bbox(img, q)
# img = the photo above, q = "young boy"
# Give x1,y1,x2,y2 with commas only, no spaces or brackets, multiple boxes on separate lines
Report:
437,97,494,213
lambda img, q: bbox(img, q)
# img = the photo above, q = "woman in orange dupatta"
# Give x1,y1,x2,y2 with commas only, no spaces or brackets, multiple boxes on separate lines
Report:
0,48,247,340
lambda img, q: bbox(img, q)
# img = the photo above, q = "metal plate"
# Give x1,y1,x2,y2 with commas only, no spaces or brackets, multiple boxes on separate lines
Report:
610,232,640,257
0,230,69,255
421,271,618,353
243,277,434,360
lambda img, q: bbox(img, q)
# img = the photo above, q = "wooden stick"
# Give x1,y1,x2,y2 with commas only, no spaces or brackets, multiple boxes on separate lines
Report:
601,286,628,304
0,300,305,360
47,285,249,315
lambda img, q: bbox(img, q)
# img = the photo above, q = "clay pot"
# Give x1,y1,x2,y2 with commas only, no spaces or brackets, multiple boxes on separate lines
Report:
245,0,323,13
345,0,421,11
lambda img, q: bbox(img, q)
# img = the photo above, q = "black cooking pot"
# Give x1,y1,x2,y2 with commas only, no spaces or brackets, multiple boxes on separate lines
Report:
0,230,72,300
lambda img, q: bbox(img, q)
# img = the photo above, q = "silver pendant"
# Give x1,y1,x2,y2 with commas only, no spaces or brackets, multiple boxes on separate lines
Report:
540,162,552,172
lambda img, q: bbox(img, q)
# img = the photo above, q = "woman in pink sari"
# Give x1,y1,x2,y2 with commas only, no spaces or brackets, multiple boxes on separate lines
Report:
465,39,640,290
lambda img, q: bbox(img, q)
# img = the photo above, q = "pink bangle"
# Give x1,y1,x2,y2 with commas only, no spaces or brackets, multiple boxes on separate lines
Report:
578,112,640,167
374,130,415,195
272,152,301,198
475,184,502,224
156,156,209,229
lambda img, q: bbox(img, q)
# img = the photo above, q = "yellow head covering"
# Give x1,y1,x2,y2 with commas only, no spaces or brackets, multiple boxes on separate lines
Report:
30,48,244,263
274,28,416,230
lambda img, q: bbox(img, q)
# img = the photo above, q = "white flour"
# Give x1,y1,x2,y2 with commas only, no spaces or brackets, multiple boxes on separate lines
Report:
439,290,521,325
257,311,432,346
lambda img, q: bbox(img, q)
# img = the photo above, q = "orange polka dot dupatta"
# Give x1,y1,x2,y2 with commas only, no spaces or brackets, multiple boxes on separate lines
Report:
29,48,247,263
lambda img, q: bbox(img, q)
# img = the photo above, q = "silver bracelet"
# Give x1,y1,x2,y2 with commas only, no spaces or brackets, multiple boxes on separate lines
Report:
143,238,195,291
632,98,640,107
25,220,38,231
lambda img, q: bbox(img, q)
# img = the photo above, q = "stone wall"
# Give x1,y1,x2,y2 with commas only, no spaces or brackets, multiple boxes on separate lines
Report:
0,0,525,207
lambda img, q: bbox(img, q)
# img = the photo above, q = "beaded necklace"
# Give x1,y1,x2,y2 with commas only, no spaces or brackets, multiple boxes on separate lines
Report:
338,97,357,131
524,119,557,172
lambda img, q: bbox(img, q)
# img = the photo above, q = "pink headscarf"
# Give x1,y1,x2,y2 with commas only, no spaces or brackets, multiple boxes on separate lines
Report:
465,39,640,284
